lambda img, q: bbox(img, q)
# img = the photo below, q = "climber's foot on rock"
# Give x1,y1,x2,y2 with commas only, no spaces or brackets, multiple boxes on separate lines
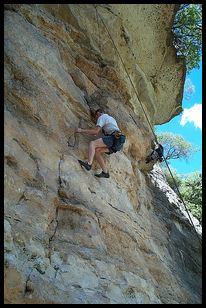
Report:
78,160,92,171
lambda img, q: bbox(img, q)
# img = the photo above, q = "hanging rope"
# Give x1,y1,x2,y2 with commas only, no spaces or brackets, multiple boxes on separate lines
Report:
67,117,84,148
67,132,77,148
94,4,202,246
94,5,158,143
163,157,201,229
94,5,101,53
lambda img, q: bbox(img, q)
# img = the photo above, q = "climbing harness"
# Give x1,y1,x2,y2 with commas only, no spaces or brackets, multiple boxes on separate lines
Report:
109,132,126,154
102,129,126,154
94,4,202,246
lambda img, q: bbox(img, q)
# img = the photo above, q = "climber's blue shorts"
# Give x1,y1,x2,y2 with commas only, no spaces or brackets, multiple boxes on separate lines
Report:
102,135,115,148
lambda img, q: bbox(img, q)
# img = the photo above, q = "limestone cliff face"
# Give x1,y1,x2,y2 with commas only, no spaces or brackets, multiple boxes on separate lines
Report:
4,4,201,304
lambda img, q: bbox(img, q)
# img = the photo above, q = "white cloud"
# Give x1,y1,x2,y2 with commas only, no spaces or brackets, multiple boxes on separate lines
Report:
184,78,195,100
180,104,202,130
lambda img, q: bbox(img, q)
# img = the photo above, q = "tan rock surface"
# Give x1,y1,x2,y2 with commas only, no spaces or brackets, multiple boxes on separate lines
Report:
4,4,201,304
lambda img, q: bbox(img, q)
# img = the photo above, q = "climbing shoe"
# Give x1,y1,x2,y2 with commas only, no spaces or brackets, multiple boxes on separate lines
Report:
78,160,92,171
95,171,110,178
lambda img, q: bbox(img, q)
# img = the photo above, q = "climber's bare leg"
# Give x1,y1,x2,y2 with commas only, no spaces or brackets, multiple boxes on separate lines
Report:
95,147,110,173
88,138,108,165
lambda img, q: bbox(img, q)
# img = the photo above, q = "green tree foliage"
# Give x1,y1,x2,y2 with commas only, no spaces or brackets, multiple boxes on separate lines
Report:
162,168,202,224
157,132,197,162
180,172,202,224
172,4,202,72
162,167,183,193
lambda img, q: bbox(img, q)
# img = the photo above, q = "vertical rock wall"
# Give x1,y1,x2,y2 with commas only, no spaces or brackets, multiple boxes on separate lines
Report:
4,4,201,304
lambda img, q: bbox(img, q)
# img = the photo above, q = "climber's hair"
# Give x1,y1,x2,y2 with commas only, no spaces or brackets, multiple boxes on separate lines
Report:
95,108,104,116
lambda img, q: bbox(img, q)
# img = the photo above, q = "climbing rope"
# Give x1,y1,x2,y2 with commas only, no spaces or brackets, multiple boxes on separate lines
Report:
94,5,202,246
67,132,77,148
94,5,101,53
94,4,158,143
67,118,84,148
162,157,201,236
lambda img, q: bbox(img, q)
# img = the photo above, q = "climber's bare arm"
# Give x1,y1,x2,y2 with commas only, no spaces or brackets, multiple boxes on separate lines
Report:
75,126,101,136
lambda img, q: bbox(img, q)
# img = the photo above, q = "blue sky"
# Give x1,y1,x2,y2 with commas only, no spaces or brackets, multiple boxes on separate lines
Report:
155,61,202,175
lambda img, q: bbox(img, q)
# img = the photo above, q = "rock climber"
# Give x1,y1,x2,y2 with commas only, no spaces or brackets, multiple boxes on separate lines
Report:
75,109,126,178
145,142,164,164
